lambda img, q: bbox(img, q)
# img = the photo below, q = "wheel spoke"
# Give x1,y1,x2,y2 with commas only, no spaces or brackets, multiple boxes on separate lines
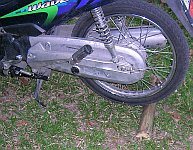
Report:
141,79,154,87
141,80,151,90
110,17,130,42
142,23,151,46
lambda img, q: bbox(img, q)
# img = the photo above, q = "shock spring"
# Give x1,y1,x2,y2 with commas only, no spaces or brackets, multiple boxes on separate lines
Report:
91,7,118,62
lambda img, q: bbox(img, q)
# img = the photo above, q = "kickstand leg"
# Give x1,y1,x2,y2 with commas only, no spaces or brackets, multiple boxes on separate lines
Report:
34,79,46,107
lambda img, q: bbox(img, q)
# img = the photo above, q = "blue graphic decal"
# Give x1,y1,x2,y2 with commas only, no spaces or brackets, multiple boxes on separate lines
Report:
1,0,106,27
91,0,102,5
57,0,77,16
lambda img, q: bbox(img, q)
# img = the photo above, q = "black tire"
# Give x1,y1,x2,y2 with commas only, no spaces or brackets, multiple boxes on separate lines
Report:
72,0,189,105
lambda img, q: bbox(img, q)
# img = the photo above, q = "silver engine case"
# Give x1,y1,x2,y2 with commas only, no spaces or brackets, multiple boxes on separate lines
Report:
27,36,147,84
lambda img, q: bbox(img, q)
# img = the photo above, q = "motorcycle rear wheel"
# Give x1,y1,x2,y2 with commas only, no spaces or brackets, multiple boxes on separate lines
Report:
72,0,189,105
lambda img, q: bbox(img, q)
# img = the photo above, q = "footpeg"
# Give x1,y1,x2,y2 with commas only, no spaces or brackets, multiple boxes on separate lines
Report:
70,45,93,65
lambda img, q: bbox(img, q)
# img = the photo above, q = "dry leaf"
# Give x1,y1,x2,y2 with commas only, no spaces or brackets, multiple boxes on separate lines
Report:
6,144,12,150
136,131,150,140
58,93,65,99
189,135,193,141
16,120,28,127
87,120,98,127
163,105,173,113
161,0,167,3
0,115,8,121
19,77,30,86
150,75,162,86
169,112,181,123
49,113,57,124
64,102,79,113
2,90,9,97
183,80,188,88
190,49,193,57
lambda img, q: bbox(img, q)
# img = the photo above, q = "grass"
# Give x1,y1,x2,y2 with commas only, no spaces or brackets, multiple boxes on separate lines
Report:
0,1,193,150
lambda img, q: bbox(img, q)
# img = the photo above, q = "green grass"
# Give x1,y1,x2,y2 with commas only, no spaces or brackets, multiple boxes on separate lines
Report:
0,64,192,149
0,2,193,150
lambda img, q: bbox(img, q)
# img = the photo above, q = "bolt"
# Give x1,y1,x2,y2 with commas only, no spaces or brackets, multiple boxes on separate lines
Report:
118,65,126,71
112,57,119,63
45,42,51,50
4,64,8,68
16,55,23,61
71,66,80,74
32,69,38,73
28,53,34,59
121,66,126,71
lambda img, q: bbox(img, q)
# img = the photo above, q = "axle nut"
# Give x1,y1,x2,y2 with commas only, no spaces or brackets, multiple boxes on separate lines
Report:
71,66,80,74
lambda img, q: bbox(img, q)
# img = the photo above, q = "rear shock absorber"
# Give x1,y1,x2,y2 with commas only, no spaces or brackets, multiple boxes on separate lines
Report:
91,7,118,62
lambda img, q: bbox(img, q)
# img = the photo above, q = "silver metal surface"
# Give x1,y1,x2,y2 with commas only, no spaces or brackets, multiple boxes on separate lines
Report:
28,36,146,84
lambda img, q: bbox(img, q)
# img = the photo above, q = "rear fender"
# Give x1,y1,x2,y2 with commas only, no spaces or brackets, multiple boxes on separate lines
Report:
166,0,193,37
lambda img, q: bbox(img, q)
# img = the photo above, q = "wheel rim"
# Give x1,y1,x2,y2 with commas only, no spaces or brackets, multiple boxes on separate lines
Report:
84,14,177,98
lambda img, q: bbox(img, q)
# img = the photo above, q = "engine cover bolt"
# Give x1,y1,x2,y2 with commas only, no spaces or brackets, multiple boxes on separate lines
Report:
71,66,80,74
16,55,23,61
118,65,126,71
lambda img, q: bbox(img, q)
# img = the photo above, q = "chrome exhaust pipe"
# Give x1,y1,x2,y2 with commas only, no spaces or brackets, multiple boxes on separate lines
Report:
88,26,167,48
110,26,167,48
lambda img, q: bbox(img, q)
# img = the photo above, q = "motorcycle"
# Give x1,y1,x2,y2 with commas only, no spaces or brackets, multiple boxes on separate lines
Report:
0,0,190,106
